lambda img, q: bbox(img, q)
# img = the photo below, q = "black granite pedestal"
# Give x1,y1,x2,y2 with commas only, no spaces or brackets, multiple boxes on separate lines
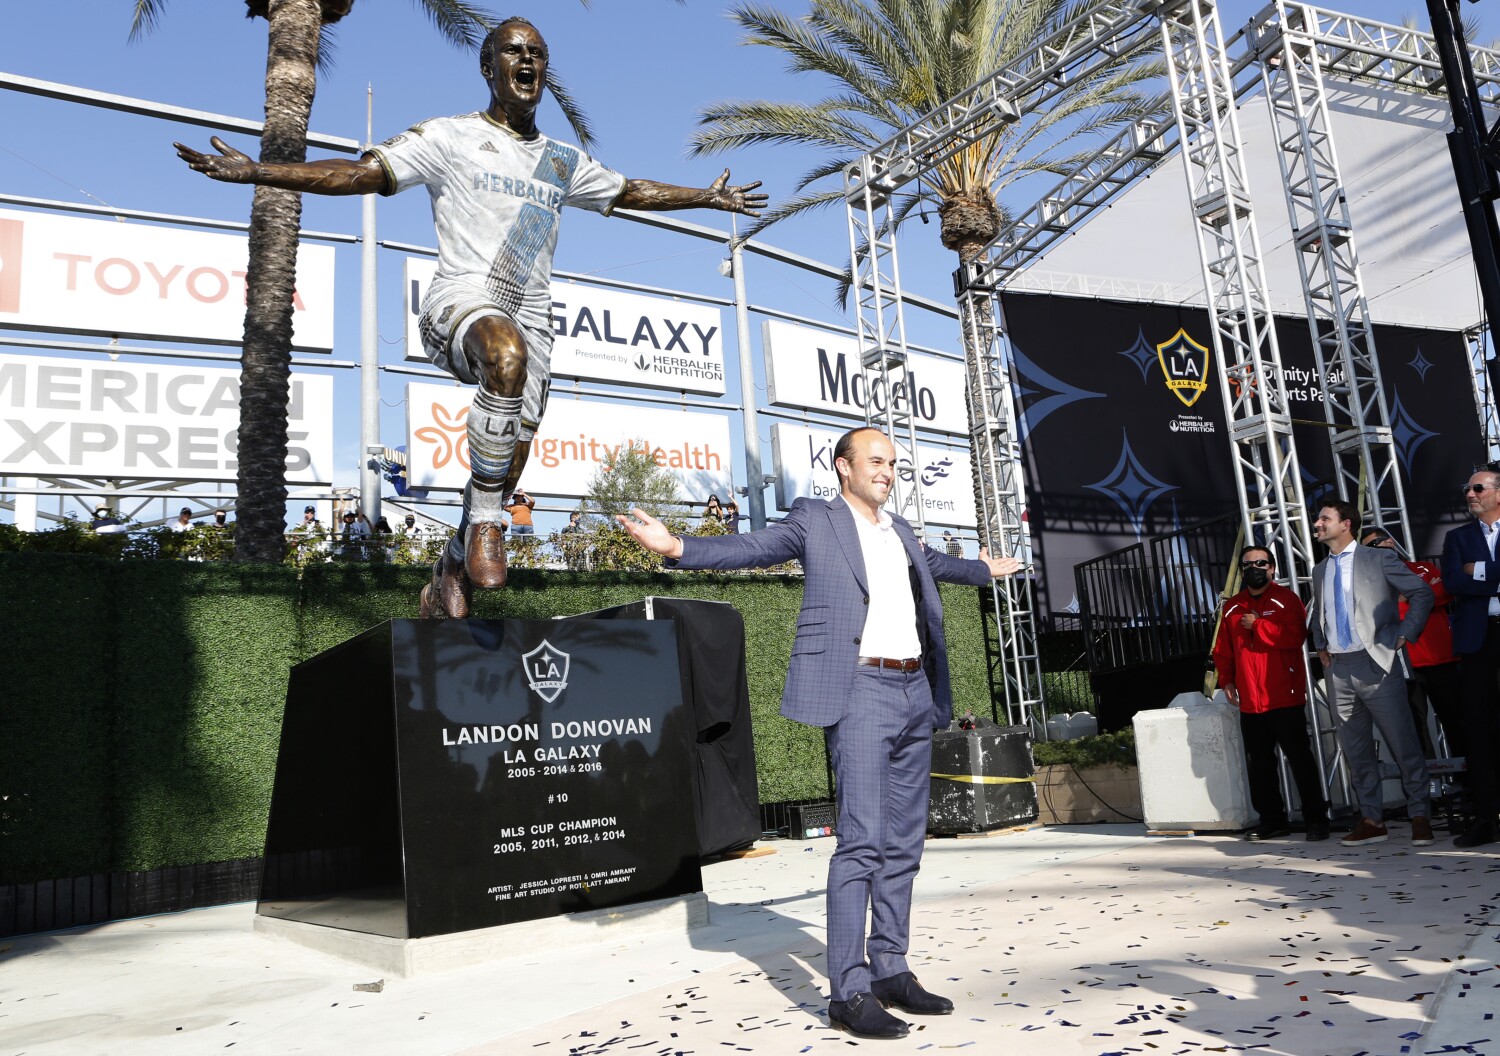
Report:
927,724,1038,835
257,618,701,942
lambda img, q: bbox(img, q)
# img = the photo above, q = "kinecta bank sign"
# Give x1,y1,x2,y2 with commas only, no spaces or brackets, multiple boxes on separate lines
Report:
405,382,733,499
0,355,335,483
0,208,335,350
761,320,968,436
403,258,726,396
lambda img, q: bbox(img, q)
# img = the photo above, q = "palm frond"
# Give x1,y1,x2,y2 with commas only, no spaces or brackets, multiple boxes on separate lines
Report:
409,0,498,51
127,0,168,41
545,70,597,153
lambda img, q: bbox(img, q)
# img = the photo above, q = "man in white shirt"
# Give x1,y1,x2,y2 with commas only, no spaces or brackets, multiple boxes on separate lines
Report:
169,506,194,533
175,17,766,618
618,428,1021,1039
1308,500,1434,847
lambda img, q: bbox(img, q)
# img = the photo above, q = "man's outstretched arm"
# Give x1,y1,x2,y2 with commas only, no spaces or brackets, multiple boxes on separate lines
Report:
175,136,387,196
616,169,767,217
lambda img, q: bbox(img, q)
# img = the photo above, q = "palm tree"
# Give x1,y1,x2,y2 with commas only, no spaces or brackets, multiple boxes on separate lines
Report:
126,0,606,562
691,0,1161,270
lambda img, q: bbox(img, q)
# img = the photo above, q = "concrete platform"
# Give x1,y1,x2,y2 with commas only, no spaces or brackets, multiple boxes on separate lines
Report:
2,823,1498,1055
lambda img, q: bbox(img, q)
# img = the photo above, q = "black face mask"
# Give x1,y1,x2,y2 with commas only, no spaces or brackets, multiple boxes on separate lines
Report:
1242,567,1270,589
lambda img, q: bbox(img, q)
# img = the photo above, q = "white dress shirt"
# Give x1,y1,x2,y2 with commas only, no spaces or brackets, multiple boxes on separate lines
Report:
851,508,921,660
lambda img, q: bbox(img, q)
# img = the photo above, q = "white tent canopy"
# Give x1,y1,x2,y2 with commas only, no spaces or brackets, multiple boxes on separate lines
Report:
1007,77,1482,333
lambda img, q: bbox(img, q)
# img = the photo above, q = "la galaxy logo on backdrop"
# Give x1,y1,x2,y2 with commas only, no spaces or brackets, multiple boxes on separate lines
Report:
1156,328,1210,407
523,639,571,703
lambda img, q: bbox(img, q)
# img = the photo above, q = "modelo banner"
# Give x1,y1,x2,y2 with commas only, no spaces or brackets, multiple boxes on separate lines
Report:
997,291,1480,619
0,208,335,351
770,421,977,530
405,383,734,499
0,353,335,482
761,319,969,436
403,258,726,396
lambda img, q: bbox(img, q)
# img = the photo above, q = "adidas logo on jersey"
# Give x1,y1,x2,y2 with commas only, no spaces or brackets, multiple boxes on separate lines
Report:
479,141,499,154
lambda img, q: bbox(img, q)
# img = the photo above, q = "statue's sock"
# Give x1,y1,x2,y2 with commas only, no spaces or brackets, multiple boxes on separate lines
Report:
466,388,521,521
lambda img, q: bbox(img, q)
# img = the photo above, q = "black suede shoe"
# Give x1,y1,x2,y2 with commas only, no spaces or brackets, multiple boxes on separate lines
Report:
828,992,910,1038
871,971,954,1015
1305,822,1330,842
1246,824,1292,842
1455,823,1496,849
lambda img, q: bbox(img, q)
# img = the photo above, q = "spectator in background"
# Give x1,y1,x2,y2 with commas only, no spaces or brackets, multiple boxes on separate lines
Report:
702,495,725,526
943,531,962,559
1213,545,1329,842
169,506,194,532
294,505,324,536
375,516,393,535
90,506,126,534
723,501,741,533
506,489,536,536
1361,527,1466,772
401,513,423,539
212,509,230,529
559,509,587,569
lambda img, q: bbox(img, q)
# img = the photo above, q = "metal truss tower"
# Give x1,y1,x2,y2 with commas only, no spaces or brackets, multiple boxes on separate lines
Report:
1157,0,1317,589
844,162,927,529
1253,0,1412,552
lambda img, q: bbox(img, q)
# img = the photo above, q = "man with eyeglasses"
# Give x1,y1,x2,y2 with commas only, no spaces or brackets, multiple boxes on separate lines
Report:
1212,546,1329,842
1309,500,1434,848
1440,467,1500,847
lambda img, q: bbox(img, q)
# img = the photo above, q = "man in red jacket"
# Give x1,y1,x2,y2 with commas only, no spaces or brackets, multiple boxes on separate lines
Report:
1213,545,1330,841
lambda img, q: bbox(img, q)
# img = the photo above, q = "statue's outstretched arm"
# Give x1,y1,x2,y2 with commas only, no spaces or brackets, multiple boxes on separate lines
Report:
616,169,767,217
174,136,387,196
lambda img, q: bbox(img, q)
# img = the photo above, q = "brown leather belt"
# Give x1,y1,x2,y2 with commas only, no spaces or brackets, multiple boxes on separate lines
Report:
857,656,922,673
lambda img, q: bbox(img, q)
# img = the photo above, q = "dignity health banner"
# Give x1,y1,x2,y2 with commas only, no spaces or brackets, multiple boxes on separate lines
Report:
0,353,335,482
403,258,726,396
0,207,335,350
405,383,733,499
997,291,1479,619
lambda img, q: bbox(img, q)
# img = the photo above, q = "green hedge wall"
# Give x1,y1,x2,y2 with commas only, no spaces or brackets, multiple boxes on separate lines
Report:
0,555,994,885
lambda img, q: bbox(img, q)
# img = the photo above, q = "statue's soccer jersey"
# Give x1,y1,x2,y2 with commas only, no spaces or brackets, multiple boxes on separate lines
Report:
369,112,625,334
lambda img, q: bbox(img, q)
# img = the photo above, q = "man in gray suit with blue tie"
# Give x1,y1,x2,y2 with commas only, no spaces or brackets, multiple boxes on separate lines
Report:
619,427,1021,1039
1308,500,1435,848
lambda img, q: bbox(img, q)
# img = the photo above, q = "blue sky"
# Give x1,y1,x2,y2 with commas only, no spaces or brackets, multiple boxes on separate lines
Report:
0,1,1487,529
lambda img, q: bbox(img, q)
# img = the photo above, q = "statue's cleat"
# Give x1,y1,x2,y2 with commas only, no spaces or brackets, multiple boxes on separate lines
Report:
420,552,471,618
464,521,508,589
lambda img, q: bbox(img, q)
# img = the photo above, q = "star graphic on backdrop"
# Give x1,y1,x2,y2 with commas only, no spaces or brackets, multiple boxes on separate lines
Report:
1389,392,1438,474
1010,343,1106,446
1118,327,1159,383
1085,430,1178,536
1407,346,1434,382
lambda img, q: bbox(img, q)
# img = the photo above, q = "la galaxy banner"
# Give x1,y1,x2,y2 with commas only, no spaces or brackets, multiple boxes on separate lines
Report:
997,292,1480,620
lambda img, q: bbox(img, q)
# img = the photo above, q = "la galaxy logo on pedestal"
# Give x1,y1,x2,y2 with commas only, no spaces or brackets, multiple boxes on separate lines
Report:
1156,328,1211,407
523,639,571,703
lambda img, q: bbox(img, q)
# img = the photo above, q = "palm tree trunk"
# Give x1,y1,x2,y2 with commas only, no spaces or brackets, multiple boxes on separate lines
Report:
236,0,322,562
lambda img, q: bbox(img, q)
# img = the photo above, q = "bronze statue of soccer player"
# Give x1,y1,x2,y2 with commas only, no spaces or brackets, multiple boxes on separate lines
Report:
177,17,766,618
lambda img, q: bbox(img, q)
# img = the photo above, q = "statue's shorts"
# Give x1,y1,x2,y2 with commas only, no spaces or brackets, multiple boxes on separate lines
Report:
418,285,552,442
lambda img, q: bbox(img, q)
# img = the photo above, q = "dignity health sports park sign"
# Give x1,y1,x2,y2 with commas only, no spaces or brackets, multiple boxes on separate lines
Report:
0,208,335,350
403,259,726,396
770,422,977,530
0,354,335,482
761,320,969,436
405,383,733,499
